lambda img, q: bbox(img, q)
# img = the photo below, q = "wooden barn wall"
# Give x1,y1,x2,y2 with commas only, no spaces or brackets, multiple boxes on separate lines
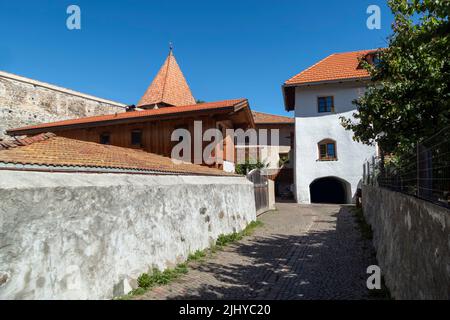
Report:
57,116,219,163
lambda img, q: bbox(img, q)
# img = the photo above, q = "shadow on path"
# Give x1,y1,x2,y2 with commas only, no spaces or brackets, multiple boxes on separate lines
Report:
164,206,377,300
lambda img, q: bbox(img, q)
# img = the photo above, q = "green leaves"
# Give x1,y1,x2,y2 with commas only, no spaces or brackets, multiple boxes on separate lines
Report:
342,0,449,155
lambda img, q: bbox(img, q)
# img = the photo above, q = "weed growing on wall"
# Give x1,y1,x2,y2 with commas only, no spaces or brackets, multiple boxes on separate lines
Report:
117,219,263,299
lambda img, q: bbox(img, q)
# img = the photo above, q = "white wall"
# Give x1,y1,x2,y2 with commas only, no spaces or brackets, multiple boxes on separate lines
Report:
0,171,256,300
294,82,376,203
239,126,293,169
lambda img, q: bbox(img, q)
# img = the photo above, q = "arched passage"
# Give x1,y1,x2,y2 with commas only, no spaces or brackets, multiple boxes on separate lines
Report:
309,177,350,204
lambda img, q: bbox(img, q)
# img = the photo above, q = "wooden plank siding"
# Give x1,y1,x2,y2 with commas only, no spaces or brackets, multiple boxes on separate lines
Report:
55,115,246,168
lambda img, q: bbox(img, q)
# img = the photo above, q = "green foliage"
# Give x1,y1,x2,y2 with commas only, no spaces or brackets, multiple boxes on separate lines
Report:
341,0,450,155
187,250,206,262
137,272,153,289
242,220,264,236
278,155,290,168
118,219,263,299
216,233,243,246
216,220,263,247
235,159,268,175
136,264,189,292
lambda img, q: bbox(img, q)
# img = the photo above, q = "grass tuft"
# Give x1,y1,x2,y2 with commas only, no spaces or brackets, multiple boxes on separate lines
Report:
216,220,263,247
118,218,263,299
187,250,206,262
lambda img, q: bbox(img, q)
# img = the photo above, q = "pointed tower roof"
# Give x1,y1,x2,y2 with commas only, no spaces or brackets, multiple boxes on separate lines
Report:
137,49,196,108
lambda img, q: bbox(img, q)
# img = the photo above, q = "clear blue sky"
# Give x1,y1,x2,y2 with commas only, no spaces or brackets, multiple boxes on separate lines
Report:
0,0,393,116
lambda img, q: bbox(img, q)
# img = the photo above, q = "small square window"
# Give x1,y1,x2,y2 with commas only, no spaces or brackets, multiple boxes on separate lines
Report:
100,133,110,145
318,140,337,161
318,96,334,113
131,130,142,146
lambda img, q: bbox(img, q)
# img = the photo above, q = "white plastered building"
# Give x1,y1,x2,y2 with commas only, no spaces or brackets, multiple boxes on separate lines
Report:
282,50,379,204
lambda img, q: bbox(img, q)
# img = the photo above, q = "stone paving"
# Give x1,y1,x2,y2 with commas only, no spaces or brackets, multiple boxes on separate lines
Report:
137,203,377,300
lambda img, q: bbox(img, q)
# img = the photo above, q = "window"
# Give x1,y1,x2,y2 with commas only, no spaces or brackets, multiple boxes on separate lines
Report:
318,96,334,113
318,139,337,161
100,133,110,145
131,130,142,146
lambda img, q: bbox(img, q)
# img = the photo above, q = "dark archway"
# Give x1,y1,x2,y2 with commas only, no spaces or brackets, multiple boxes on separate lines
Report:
310,177,349,204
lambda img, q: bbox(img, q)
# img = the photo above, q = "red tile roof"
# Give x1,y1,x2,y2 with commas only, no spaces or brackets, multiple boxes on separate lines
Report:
284,50,376,86
252,111,294,124
0,133,234,176
137,50,196,107
7,99,250,135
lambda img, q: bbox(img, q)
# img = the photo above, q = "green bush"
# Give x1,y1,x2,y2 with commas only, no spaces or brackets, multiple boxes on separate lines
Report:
235,159,268,175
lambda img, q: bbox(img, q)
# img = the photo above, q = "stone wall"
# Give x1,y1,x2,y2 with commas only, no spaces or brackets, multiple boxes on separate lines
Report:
0,71,126,139
362,185,449,300
0,171,256,300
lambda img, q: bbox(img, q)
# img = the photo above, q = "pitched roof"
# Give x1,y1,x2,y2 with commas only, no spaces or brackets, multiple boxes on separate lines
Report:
7,99,252,136
252,111,294,124
137,50,196,107
284,50,376,86
0,133,233,176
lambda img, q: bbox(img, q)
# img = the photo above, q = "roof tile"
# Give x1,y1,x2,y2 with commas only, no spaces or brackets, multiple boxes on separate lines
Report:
284,50,377,85
252,111,294,124
137,51,196,107
8,99,248,134
0,134,234,176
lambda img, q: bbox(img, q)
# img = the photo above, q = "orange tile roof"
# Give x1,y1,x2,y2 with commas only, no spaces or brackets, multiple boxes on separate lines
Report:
0,133,234,176
252,111,294,124
284,50,377,86
7,99,249,135
137,50,196,107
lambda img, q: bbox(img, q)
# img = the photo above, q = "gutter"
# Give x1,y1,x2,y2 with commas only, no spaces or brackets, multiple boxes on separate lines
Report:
283,76,371,88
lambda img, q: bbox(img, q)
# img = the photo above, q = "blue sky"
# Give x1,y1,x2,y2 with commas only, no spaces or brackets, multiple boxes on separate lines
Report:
0,0,393,116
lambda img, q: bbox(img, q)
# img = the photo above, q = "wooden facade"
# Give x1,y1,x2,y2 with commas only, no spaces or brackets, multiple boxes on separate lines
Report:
9,101,255,169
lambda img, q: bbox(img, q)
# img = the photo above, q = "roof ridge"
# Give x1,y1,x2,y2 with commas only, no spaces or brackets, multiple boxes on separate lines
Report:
333,48,380,55
0,132,55,150
7,99,250,135
284,53,336,85
160,51,172,103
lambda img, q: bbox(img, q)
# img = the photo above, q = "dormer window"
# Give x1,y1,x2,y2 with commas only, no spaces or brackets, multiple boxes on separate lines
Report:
360,52,382,68
318,96,334,113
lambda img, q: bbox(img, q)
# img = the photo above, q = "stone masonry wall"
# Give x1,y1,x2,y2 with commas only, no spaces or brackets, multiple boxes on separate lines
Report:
0,171,257,300
0,71,126,139
362,185,449,300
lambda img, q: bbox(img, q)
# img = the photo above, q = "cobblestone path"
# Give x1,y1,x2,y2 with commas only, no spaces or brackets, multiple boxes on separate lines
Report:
137,203,377,300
